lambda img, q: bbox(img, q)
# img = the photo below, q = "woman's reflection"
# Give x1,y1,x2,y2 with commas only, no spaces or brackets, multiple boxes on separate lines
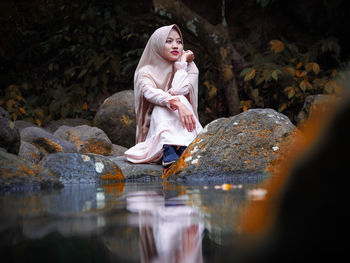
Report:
126,191,203,263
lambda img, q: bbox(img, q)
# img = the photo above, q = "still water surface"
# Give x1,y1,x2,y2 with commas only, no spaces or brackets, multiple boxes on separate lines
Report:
0,179,266,262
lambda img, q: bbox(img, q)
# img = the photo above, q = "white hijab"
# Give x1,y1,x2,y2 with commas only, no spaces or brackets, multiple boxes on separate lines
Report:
134,24,199,144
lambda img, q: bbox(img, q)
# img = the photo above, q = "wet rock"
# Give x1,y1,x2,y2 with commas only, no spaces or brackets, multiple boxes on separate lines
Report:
112,144,128,156
20,126,76,153
18,141,41,164
93,90,136,148
53,125,113,156
41,153,125,184
0,107,20,154
107,156,163,182
43,118,92,133
0,150,63,191
164,108,297,183
296,94,340,128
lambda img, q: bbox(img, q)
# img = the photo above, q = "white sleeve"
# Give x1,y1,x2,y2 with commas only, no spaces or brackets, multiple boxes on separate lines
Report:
169,62,191,95
143,84,173,109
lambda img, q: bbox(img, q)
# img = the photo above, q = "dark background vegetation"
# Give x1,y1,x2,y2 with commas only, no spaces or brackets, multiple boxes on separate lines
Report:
1,0,350,126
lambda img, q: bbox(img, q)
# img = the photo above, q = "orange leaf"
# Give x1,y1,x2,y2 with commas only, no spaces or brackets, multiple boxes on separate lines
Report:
19,107,26,114
295,70,307,77
283,67,295,76
296,62,303,69
244,68,256,81
82,102,88,110
35,119,42,126
269,40,285,53
299,80,312,91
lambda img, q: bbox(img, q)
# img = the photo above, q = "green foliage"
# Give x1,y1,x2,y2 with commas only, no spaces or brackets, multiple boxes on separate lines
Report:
240,38,342,121
0,0,145,125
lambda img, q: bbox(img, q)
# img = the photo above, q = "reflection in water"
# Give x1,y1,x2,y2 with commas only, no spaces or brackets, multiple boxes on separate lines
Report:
126,191,204,263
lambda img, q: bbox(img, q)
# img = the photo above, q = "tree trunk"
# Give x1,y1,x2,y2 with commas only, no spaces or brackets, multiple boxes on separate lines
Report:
153,0,247,116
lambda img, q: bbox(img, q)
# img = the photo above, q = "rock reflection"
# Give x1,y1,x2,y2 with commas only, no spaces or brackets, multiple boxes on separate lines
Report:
126,191,204,263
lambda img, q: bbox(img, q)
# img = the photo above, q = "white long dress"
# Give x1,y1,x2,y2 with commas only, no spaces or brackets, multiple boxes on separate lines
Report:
124,62,203,164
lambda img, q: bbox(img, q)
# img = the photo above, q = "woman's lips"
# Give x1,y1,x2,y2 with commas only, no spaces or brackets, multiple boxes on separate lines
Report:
171,51,179,55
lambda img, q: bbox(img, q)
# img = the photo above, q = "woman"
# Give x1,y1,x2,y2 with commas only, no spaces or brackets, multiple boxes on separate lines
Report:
124,24,202,167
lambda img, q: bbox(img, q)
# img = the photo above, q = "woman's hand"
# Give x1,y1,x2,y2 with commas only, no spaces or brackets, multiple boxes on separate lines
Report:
180,50,195,63
169,98,196,132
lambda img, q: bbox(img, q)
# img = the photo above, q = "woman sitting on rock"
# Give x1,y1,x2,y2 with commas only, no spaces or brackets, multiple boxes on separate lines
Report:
124,24,202,167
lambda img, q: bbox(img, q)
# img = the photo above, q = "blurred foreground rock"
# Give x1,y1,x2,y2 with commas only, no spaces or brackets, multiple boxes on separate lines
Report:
222,95,349,262
163,109,298,183
296,94,340,128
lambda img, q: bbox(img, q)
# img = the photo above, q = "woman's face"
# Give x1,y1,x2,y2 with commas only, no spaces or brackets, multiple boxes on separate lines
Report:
163,29,183,62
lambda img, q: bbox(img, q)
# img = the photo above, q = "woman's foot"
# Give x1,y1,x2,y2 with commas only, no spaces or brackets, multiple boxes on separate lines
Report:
162,144,179,166
176,146,187,157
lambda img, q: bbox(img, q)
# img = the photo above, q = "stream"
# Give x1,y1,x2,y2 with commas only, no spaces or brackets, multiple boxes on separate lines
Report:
0,177,267,262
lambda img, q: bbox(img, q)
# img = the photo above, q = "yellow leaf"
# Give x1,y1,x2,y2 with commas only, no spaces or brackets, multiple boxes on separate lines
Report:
240,100,252,108
35,119,42,126
220,47,228,60
271,70,279,81
204,81,217,99
252,88,259,99
16,94,25,102
299,80,312,91
82,102,88,110
331,69,338,78
269,40,285,53
325,80,340,94
11,113,17,121
295,70,307,77
305,63,313,72
278,103,287,112
6,99,16,111
244,68,256,81
283,67,295,76
313,63,320,74
284,86,295,99
223,65,233,81
306,62,320,74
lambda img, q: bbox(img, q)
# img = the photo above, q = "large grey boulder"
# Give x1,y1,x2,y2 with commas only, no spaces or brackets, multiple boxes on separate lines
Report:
164,108,297,183
93,90,136,148
20,126,76,153
0,107,20,154
14,120,38,132
53,125,113,156
112,144,128,156
0,150,63,191
43,118,92,133
41,153,125,184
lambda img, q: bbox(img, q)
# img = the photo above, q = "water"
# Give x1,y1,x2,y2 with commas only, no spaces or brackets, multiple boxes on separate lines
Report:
0,180,266,262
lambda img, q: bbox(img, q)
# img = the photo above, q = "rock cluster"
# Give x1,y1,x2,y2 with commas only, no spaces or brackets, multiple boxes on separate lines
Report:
0,92,338,191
